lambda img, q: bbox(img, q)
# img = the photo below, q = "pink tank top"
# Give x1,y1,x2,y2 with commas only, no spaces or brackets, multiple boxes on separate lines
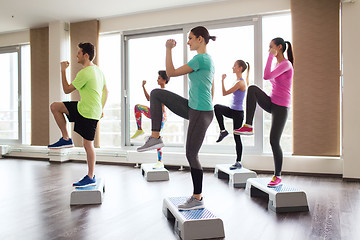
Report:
264,53,293,107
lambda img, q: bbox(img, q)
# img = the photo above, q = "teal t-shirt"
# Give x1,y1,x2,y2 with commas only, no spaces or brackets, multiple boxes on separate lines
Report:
187,53,215,111
71,65,106,120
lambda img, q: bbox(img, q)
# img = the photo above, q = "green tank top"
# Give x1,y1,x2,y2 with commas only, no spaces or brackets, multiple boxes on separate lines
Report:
187,53,215,111
71,65,106,120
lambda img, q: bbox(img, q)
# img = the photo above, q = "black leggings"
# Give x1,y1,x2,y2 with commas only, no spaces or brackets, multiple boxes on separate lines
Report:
150,89,213,194
245,85,288,176
214,104,244,162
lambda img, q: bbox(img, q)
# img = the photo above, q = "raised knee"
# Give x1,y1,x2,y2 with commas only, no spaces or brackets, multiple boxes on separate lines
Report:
248,85,257,92
135,112,141,118
151,88,161,94
150,88,161,100
50,102,58,113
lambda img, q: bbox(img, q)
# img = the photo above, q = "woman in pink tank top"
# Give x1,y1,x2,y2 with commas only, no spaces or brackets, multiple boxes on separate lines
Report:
234,37,294,188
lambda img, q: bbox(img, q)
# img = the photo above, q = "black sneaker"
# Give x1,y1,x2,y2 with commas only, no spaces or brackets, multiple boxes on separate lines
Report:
229,162,242,170
216,130,229,143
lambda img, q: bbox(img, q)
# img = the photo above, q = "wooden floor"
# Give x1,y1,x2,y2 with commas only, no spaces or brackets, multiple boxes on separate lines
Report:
0,158,359,240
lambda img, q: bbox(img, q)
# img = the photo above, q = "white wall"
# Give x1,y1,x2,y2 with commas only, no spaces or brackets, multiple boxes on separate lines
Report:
48,21,70,144
342,1,360,179
100,0,290,33
0,30,29,47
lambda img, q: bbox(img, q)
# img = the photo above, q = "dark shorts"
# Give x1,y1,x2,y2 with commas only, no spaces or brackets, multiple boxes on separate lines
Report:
63,101,98,141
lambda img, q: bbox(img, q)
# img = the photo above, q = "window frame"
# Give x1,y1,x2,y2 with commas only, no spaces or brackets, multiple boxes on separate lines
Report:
106,12,294,155
0,45,23,144
123,28,185,148
183,18,264,154
121,16,265,153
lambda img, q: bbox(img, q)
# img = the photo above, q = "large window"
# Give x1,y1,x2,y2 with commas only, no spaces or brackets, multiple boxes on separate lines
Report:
126,32,184,146
262,13,292,153
98,13,293,154
99,33,122,147
200,24,256,151
0,45,30,144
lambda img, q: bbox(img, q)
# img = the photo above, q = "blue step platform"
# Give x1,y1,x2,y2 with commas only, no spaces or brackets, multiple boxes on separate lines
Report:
70,178,105,205
214,164,257,187
246,178,309,213
141,163,169,181
162,197,225,240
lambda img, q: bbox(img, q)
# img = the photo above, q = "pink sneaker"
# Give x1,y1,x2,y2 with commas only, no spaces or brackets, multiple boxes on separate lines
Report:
267,176,282,187
234,124,253,135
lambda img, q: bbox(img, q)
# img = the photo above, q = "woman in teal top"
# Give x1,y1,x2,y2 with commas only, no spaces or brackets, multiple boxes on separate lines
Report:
138,26,215,211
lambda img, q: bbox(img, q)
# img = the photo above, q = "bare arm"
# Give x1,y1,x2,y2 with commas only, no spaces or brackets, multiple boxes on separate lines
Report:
61,61,76,94
166,39,193,77
100,84,108,118
142,80,150,101
102,84,108,108
222,74,245,96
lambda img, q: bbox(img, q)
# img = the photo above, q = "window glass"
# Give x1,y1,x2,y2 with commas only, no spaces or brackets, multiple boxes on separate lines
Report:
128,33,184,146
262,14,293,153
99,33,122,147
0,51,19,140
196,25,255,148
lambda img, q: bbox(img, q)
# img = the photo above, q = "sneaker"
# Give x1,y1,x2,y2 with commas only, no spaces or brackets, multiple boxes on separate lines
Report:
73,175,96,188
131,129,145,139
153,161,164,169
216,130,229,143
229,161,242,170
48,137,74,149
137,136,164,152
178,196,205,211
267,176,282,187
234,124,253,135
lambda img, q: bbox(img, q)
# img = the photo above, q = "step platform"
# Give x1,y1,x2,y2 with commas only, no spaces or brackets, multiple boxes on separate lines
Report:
214,164,257,187
245,178,309,213
141,163,169,182
48,148,70,162
70,178,105,205
162,197,225,240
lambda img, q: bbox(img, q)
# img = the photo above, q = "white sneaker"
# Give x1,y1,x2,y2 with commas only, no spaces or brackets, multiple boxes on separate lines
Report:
153,161,164,169
178,196,205,211
137,136,164,152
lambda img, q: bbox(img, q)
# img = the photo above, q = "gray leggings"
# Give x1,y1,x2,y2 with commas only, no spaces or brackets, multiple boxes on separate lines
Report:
150,89,213,194
245,85,288,176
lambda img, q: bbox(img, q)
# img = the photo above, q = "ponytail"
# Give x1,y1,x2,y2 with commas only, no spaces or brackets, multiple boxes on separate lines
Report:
245,62,250,87
209,36,216,41
272,38,294,66
191,26,216,44
285,41,294,66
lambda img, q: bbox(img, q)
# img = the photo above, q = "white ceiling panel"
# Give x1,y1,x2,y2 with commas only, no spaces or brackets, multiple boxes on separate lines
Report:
0,0,225,33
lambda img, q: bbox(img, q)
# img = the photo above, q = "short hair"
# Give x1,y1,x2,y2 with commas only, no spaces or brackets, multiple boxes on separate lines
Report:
78,42,95,61
158,70,170,84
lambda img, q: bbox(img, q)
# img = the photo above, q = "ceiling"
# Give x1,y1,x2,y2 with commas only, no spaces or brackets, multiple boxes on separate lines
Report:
0,0,225,34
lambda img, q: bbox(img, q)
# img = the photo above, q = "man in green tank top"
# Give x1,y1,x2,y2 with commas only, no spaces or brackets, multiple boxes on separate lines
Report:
48,42,108,188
